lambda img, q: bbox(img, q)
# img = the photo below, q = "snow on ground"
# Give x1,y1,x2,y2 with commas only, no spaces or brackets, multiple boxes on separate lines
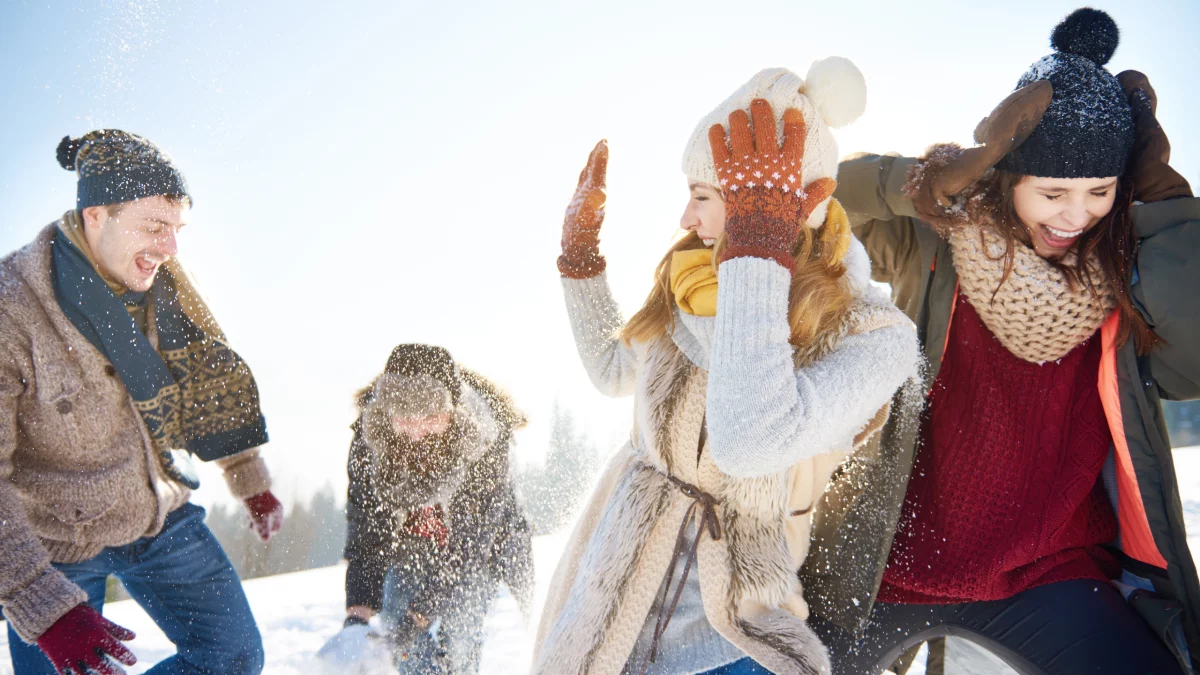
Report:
4,448,1199,675
0,533,566,675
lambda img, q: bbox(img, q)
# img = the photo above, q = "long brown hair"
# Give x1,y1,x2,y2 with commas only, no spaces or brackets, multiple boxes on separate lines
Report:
621,219,853,350
967,170,1160,354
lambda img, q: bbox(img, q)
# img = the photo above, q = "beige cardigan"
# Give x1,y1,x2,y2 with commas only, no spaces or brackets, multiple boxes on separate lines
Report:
0,224,270,642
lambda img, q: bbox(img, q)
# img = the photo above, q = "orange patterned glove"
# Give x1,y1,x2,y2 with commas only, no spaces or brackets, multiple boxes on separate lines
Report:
708,99,836,271
557,140,608,279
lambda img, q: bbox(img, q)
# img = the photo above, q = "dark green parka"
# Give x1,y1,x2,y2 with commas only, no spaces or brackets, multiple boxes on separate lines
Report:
801,152,1200,669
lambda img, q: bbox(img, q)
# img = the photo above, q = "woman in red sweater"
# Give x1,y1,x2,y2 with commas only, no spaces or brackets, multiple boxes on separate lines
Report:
809,8,1200,675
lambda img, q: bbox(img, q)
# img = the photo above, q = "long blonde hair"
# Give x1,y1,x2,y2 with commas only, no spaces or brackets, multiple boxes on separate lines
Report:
621,215,853,349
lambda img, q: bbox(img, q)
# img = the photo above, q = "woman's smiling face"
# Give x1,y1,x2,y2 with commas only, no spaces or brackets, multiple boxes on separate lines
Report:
679,182,726,246
1012,175,1119,258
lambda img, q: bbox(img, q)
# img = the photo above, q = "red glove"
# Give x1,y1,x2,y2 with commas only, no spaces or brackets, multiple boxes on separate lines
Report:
403,505,449,548
244,491,284,542
36,604,136,675
708,99,837,271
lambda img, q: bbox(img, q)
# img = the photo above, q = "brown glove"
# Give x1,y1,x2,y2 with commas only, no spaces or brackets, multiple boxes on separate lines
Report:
909,81,1053,220
557,140,608,279
1116,70,1193,203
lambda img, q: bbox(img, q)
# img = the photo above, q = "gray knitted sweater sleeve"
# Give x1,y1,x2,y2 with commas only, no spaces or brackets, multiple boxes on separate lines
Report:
561,274,638,398
707,257,919,478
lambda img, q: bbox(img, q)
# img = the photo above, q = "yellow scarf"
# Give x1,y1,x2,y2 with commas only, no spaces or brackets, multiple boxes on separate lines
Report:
669,198,853,317
670,248,718,316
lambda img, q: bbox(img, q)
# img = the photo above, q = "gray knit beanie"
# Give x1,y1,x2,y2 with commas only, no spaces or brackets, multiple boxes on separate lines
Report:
997,8,1134,179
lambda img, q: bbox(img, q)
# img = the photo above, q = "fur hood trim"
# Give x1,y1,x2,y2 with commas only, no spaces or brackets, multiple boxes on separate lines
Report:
354,369,525,512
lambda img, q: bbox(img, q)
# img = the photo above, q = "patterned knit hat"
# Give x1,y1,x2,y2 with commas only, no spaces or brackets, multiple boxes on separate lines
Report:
996,8,1134,179
56,129,191,210
682,58,867,228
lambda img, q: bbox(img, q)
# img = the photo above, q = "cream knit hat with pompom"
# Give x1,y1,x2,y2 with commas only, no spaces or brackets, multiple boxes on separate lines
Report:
682,57,867,228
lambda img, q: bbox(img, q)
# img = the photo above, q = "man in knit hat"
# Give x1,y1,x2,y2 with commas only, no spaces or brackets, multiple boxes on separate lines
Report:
0,129,283,675
323,344,533,674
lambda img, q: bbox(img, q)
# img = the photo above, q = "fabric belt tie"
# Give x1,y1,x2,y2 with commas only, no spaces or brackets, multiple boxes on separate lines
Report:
639,474,723,675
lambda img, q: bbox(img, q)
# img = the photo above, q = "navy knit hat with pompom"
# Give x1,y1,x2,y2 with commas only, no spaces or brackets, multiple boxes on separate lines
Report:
997,8,1134,179
56,129,190,210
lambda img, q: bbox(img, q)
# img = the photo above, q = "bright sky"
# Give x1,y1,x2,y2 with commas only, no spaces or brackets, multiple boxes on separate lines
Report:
2,0,1197,508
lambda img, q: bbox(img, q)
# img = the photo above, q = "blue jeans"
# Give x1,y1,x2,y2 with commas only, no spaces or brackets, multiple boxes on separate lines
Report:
699,657,772,674
7,503,263,675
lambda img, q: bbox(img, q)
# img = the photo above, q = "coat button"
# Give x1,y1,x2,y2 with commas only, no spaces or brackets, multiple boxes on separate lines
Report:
56,400,73,415
104,365,117,377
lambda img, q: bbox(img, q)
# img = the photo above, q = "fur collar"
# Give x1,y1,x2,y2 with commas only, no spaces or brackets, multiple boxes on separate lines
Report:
355,370,523,513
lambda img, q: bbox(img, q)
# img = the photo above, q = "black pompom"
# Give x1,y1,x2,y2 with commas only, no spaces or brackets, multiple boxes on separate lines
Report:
55,136,81,170
1051,7,1119,65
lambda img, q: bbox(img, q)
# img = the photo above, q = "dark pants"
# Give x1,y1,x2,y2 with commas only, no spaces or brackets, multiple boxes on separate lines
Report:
812,579,1182,675
380,566,493,674
7,503,263,675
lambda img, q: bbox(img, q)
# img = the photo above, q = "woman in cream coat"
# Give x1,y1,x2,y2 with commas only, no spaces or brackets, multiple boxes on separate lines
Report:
534,58,921,675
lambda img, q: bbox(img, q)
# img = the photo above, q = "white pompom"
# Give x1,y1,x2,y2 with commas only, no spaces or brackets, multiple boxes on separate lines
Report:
802,56,867,129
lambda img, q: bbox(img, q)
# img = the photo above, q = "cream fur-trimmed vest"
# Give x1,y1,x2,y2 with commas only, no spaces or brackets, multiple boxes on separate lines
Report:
532,297,900,675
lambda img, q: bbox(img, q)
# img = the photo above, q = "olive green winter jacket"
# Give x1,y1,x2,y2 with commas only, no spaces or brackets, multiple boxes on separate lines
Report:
801,153,1200,669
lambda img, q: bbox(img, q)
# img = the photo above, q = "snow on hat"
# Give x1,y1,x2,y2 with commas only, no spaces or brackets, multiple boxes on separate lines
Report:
681,57,867,228
383,344,463,407
996,8,1134,178
57,129,191,210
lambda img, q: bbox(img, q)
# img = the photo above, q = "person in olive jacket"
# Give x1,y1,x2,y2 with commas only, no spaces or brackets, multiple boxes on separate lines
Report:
801,8,1200,675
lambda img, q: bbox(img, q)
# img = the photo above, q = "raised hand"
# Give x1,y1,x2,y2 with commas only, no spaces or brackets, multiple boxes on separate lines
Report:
708,98,836,271
1116,70,1192,203
36,604,137,675
557,140,609,279
909,81,1053,219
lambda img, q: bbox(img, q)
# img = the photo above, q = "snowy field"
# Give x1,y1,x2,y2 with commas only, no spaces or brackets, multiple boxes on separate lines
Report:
4,447,1200,675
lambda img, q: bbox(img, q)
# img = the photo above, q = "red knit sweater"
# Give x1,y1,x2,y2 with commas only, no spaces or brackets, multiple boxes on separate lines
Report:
878,295,1119,604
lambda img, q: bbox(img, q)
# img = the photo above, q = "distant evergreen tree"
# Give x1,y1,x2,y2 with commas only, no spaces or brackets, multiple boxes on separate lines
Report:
517,401,600,535
203,481,348,581
307,483,348,569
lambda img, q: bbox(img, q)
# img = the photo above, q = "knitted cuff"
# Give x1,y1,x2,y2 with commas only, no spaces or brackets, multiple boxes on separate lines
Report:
557,250,607,280
215,448,272,500
720,244,794,272
902,143,975,232
719,203,799,272
2,568,89,643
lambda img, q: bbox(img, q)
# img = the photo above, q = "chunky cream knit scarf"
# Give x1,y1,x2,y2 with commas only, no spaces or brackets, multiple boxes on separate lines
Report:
947,225,1115,364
